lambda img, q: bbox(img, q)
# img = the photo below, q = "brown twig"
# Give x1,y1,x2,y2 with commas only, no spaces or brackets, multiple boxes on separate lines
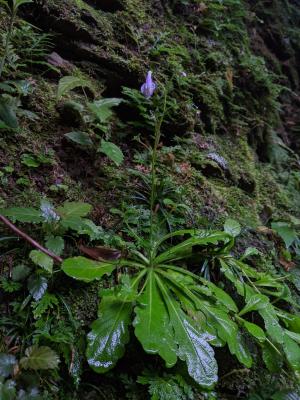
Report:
0,214,63,264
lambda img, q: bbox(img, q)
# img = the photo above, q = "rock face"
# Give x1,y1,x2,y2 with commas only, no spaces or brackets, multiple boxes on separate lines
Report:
3,0,297,227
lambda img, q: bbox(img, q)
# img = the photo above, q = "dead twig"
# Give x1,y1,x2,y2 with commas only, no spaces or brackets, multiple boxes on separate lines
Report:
0,214,63,264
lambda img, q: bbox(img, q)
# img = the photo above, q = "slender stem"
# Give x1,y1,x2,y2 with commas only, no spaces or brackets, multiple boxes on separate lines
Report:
0,7,15,79
149,91,168,259
0,214,63,263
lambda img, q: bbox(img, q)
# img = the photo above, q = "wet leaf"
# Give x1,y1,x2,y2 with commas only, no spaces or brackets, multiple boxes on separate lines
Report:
27,275,48,301
242,320,266,342
157,276,218,387
61,256,116,282
86,295,132,373
0,354,16,378
134,270,177,367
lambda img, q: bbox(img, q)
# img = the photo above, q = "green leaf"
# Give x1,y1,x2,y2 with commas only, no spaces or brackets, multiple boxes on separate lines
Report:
224,218,241,237
77,219,103,240
240,247,260,260
27,275,48,301
64,131,93,146
231,332,252,368
99,140,124,166
11,264,31,282
45,236,64,256
271,222,297,248
238,294,268,316
203,304,252,367
29,250,53,273
272,391,300,400
58,202,92,218
134,270,177,367
282,334,300,371
14,0,32,9
57,75,93,99
0,95,18,129
241,320,266,342
285,330,300,344
60,215,85,231
61,256,116,282
32,293,58,319
0,379,16,400
0,207,43,223
86,295,132,373
204,281,238,312
21,154,40,168
157,276,218,387
154,231,231,265
20,345,60,370
261,341,282,372
0,354,16,378
87,98,123,123
259,305,284,344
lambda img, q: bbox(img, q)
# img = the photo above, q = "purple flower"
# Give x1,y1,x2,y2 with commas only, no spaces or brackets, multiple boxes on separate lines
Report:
141,71,156,99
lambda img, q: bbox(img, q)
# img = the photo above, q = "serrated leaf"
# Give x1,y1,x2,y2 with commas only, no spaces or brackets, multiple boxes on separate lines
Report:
87,98,123,123
240,247,260,260
259,305,284,344
157,276,218,387
86,295,132,372
239,294,268,316
29,250,53,273
134,270,177,367
224,218,241,237
0,354,16,378
242,320,266,342
27,275,47,301
57,75,93,99
99,140,124,166
11,264,31,282
20,346,60,370
285,330,300,344
61,256,116,282
60,215,85,231
231,332,252,367
32,293,58,319
77,219,103,240
154,231,232,265
45,236,64,256
64,131,93,146
262,341,282,372
1,207,43,223
205,282,238,312
203,304,252,366
58,202,92,218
